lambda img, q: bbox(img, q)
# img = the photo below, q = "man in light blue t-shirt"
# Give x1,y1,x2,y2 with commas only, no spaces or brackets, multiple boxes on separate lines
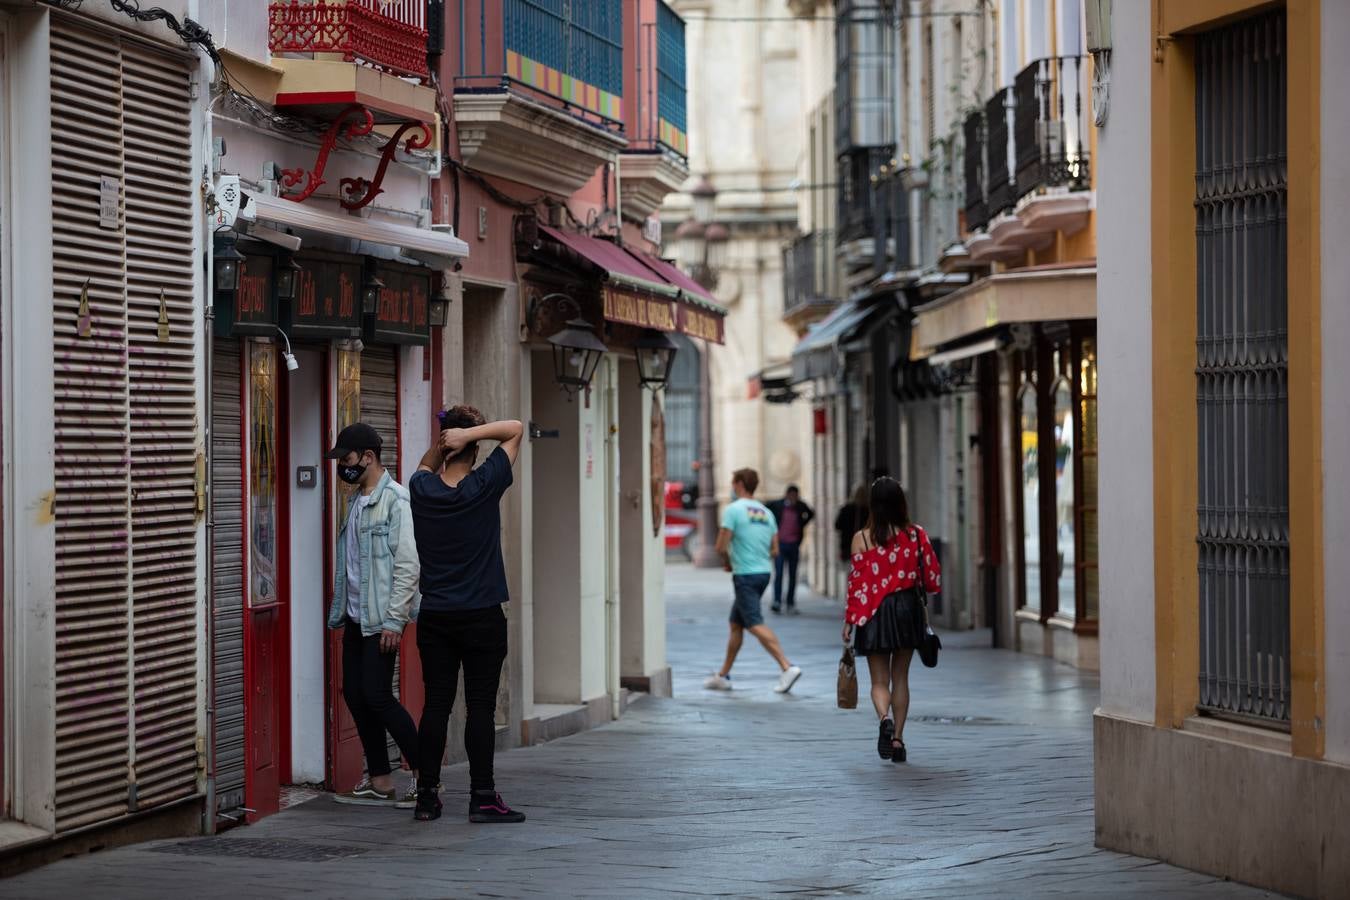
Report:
704,468,803,694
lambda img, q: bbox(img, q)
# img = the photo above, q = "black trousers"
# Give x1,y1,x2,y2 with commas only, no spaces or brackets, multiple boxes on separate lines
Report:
416,605,508,793
342,621,419,778
773,541,802,609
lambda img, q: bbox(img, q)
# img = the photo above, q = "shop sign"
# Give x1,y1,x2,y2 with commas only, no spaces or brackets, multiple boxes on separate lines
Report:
214,254,277,338
288,255,363,340
678,304,725,344
367,265,431,346
602,287,677,331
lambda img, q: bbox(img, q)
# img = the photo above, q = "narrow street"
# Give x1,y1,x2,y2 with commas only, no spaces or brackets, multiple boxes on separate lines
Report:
4,566,1274,899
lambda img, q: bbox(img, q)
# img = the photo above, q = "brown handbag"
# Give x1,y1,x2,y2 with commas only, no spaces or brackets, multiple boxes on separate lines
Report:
837,644,858,709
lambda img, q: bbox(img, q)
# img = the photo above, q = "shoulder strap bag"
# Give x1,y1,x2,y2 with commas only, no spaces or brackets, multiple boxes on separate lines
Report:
911,527,942,668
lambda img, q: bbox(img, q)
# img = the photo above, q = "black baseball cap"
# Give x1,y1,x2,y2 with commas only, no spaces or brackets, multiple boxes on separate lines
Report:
326,422,382,460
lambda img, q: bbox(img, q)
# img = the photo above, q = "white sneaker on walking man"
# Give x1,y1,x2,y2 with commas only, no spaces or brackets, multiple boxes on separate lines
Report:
704,468,803,694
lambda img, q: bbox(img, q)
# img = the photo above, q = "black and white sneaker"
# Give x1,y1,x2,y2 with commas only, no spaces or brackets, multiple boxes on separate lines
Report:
469,791,526,823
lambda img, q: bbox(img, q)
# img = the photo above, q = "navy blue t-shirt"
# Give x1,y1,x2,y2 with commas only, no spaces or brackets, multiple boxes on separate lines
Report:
409,447,513,612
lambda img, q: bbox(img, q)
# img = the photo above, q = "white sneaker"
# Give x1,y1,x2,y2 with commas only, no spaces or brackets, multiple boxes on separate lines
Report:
704,673,733,691
774,665,803,694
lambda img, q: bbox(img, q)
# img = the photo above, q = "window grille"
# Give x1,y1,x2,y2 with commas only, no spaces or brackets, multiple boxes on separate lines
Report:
1194,9,1290,726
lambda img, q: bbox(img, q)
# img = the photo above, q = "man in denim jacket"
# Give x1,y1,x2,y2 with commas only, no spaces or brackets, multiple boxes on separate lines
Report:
326,422,422,807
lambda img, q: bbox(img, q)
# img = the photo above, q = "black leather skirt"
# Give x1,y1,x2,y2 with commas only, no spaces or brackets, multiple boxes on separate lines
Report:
854,590,926,656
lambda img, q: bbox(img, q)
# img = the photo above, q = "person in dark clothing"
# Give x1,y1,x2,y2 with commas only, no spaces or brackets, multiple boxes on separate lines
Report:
834,484,870,563
767,485,814,614
409,406,525,824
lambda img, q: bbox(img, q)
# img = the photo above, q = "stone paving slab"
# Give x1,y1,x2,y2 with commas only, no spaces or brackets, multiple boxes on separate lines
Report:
2,564,1284,899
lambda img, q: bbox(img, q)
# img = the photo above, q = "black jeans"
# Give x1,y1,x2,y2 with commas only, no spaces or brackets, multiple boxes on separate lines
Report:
773,541,801,609
416,605,508,793
342,621,419,778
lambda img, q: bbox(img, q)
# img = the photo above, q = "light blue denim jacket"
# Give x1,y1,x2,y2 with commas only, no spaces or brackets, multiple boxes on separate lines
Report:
328,471,421,635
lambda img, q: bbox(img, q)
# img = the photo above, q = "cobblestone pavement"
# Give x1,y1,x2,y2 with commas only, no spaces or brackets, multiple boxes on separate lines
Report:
5,565,1281,899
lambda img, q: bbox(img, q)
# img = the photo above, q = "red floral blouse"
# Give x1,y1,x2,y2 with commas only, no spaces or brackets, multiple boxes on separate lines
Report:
845,527,942,626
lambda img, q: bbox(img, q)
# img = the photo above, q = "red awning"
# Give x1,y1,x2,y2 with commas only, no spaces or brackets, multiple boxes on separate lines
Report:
538,225,726,344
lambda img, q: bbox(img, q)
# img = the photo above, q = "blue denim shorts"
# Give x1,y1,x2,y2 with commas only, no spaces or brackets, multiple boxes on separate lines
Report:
730,573,771,628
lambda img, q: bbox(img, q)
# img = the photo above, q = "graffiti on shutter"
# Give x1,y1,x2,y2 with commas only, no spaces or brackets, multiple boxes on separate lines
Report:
212,338,247,815
51,22,201,830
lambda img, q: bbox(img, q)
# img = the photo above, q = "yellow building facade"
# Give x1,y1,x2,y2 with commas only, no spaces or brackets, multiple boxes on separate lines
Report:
1094,1,1349,896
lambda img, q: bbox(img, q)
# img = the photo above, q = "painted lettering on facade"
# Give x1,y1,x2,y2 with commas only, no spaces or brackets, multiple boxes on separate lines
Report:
680,306,724,344
603,288,678,331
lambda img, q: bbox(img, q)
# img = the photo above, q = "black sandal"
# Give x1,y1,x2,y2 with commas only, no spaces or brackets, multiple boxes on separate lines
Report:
891,740,906,763
877,719,895,759
413,790,442,822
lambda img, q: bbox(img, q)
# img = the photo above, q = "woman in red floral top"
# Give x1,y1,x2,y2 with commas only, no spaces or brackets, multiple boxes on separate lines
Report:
840,478,941,763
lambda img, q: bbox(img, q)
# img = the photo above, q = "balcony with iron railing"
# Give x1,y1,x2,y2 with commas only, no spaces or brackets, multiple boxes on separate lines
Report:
837,145,893,251
962,55,1093,263
1013,56,1091,196
984,87,1015,220
268,0,430,80
621,0,691,219
448,0,628,196
783,231,843,326
962,109,989,233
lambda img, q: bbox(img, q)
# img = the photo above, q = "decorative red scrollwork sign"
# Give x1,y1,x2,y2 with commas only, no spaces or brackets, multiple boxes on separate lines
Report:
340,120,432,211
280,104,432,211
280,104,374,203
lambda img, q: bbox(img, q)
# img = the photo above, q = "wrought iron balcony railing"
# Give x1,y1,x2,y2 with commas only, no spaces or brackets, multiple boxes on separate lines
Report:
455,0,625,127
837,146,893,246
1013,55,1091,197
984,87,1015,219
269,0,430,81
630,0,689,156
783,231,842,317
962,109,989,232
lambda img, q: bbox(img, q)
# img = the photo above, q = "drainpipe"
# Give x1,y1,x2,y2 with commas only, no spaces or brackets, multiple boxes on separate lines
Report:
202,228,217,837
606,357,622,720
614,153,624,245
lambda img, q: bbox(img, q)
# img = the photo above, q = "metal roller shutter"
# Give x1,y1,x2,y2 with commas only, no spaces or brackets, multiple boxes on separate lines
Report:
359,346,402,769
361,347,400,481
50,21,201,831
211,339,246,814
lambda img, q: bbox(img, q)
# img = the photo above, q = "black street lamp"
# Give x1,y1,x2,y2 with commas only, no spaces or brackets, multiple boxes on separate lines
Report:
213,229,244,296
547,317,608,396
275,254,303,302
362,272,385,316
429,281,452,327
635,329,679,390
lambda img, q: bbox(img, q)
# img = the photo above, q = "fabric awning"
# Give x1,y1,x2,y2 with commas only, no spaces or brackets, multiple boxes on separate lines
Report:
912,263,1095,352
243,191,470,265
537,226,727,344
789,298,893,383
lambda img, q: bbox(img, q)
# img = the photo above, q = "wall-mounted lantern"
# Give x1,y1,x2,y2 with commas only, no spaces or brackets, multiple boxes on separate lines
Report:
526,291,609,396
429,281,452,327
635,329,678,391
361,272,385,316
548,318,608,396
213,229,244,296
275,254,303,302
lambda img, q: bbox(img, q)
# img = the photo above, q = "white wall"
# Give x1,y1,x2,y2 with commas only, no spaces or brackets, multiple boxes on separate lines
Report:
1321,0,1350,765
287,349,326,783
576,363,610,704
1095,0,1155,723
398,345,431,479
6,9,57,831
